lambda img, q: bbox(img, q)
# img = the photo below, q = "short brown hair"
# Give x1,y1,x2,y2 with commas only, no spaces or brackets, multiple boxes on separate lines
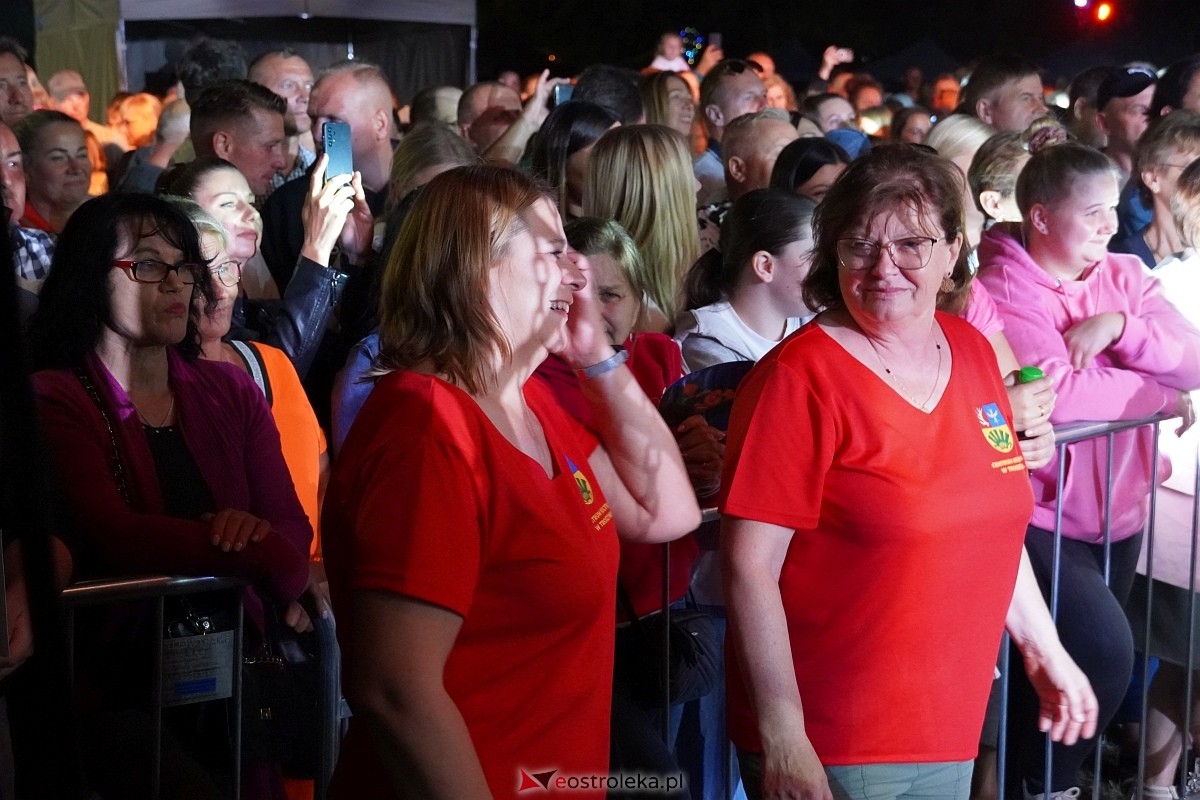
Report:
964,54,1041,113
190,79,286,156
700,59,761,122
375,165,552,395
968,131,1029,217
1132,110,1200,206
803,143,969,314
1016,141,1117,216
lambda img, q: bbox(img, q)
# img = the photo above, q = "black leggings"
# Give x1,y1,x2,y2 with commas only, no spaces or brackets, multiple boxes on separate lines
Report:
1005,526,1140,796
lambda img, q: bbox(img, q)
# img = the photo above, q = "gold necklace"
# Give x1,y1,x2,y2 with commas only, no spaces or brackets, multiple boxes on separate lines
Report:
867,331,943,410
134,394,176,428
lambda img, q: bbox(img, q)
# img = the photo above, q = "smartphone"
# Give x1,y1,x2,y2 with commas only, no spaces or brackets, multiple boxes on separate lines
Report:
708,32,722,51
322,121,353,185
552,83,574,107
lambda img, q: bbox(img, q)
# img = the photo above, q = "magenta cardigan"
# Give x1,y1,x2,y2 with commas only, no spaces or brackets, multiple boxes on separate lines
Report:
32,349,311,606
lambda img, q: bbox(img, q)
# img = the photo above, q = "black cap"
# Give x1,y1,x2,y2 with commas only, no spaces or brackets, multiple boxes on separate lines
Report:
1096,65,1157,111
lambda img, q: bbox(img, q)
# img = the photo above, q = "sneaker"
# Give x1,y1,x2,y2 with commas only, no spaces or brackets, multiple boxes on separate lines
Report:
1022,783,1082,800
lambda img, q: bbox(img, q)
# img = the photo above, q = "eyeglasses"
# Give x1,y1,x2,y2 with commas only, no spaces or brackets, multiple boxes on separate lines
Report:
112,259,202,285
836,236,943,271
209,260,243,287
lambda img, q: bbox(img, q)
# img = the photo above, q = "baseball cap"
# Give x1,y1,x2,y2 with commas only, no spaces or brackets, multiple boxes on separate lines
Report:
1095,65,1156,111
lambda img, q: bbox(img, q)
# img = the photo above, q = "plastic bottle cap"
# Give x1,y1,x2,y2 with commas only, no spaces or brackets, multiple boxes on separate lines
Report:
1017,366,1045,384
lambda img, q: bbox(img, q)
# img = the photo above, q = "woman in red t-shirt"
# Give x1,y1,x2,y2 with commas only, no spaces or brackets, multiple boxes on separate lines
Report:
721,144,1096,800
323,166,700,800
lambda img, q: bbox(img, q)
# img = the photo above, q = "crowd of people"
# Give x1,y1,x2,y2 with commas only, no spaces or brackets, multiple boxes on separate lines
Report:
2,24,1200,800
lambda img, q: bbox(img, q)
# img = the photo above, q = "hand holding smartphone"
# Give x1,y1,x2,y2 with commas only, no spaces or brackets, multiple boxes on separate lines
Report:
322,121,353,186
552,83,574,107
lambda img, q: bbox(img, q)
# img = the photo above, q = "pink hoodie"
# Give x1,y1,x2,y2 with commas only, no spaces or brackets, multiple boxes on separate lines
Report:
977,223,1200,541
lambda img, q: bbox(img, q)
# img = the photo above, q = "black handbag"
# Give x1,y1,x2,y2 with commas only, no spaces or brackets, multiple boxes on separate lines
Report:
239,601,321,776
166,595,321,777
615,564,720,708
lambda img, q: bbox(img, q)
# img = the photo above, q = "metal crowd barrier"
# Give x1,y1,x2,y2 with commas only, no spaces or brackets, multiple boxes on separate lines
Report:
993,412,1198,800
61,576,349,800
62,575,247,800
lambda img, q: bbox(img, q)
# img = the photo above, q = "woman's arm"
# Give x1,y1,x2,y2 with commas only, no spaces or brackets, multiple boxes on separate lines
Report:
581,367,701,542
723,516,832,800
564,255,700,542
1101,273,1200,389
234,376,313,603
1005,547,1099,745
32,371,307,599
345,591,492,800
260,159,372,379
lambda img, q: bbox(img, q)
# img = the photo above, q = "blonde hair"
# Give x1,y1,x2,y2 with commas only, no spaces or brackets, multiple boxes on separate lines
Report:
641,70,687,128
924,113,995,164
118,92,164,147
1173,158,1200,250
376,165,551,395
582,124,699,321
386,122,478,213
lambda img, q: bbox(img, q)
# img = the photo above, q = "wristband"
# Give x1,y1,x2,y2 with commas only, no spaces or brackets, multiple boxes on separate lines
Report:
575,349,629,379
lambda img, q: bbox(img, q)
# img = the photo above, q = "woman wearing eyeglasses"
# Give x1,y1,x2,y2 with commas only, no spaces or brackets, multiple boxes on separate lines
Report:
26,193,311,799
173,198,329,594
977,141,1200,800
162,154,369,380
722,145,1095,800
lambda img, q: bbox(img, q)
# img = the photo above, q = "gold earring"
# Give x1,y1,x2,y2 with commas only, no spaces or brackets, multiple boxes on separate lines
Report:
940,275,955,293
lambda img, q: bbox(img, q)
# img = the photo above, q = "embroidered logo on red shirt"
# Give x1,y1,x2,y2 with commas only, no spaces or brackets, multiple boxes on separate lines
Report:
565,456,594,505
977,402,1016,453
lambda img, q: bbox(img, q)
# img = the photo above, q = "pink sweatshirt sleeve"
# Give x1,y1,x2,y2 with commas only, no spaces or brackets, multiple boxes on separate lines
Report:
979,261,1180,424
1106,267,1200,389
963,281,1003,339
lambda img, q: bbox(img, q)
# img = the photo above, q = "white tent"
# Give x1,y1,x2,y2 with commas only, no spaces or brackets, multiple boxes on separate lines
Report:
34,0,476,118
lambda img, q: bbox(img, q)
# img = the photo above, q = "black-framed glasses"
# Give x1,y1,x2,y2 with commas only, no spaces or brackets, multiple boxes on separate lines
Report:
112,259,202,285
209,260,243,288
836,236,943,271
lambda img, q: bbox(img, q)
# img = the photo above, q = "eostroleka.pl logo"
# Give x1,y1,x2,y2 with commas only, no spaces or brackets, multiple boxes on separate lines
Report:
518,768,686,794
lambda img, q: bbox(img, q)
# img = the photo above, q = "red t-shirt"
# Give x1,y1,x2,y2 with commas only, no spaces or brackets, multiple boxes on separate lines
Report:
721,313,1033,764
325,372,620,799
533,334,698,619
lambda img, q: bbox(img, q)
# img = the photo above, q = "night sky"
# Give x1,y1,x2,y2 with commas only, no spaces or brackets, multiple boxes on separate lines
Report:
476,0,1200,87
3,0,1197,90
